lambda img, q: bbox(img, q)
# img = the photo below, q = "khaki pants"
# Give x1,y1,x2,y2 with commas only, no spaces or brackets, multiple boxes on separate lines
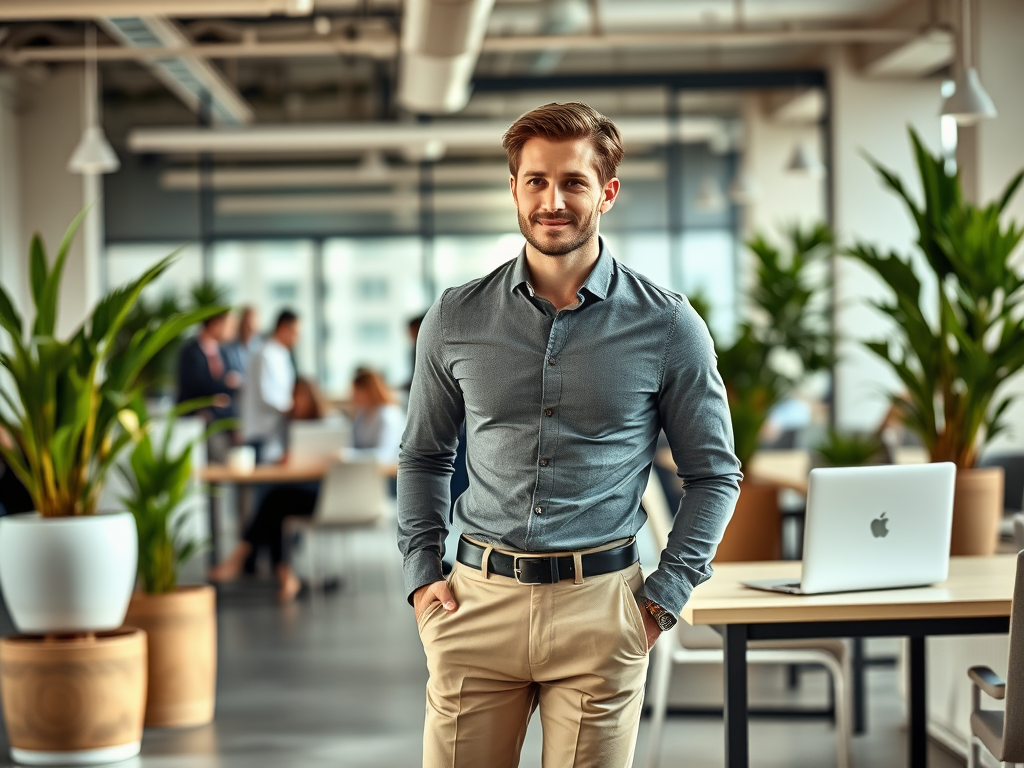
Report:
417,544,650,768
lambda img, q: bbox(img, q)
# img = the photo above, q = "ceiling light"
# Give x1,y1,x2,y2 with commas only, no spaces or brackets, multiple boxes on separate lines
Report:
695,175,726,213
357,150,389,180
940,0,996,125
786,142,824,177
68,24,119,175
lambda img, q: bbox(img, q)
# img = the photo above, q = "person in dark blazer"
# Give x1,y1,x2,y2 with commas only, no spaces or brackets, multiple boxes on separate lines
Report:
176,311,241,425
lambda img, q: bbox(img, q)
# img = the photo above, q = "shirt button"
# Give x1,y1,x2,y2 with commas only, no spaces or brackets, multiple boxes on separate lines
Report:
548,357,556,366
544,408,553,417
539,458,549,467
534,506,543,515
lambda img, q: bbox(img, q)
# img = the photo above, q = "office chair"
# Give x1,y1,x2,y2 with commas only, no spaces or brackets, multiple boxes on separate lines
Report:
641,473,853,768
285,460,390,593
967,549,1024,768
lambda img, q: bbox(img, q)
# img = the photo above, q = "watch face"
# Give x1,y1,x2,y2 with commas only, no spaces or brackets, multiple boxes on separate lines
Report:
656,613,677,631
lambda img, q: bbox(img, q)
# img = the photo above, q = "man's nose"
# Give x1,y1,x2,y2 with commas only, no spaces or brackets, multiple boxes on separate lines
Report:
541,184,566,212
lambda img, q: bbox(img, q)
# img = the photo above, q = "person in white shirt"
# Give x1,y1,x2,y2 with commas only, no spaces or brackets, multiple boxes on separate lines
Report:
347,368,405,466
242,310,300,464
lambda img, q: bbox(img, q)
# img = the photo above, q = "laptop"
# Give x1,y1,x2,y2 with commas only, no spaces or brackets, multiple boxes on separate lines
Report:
743,462,956,595
289,420,351,466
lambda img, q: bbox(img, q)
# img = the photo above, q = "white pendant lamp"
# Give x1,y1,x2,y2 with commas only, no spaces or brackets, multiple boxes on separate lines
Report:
695,174,726,213
940,0,996,125
68,24,119,175
728,171,758,206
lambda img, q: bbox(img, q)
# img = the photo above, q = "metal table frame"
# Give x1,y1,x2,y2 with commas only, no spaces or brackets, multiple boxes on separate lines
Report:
720,615,1012,768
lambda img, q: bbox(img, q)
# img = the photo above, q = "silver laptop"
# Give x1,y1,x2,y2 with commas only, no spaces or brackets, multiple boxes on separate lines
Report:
289,420,351,465
743,462,956,595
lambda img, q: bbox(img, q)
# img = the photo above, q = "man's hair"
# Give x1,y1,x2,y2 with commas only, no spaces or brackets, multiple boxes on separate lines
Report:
274,309,298,330
201,311,229,329
501,102,624,184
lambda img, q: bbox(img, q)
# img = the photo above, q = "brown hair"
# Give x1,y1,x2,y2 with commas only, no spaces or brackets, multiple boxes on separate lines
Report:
501,102,624,184
291,377,328,421
352,369,397,408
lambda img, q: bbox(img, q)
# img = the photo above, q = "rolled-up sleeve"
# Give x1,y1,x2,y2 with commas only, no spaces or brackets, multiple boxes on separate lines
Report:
644,299,743,616
397,290,466,603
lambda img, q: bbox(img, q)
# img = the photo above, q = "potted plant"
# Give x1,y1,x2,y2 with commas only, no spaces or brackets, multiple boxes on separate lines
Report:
0,213,221,765
814,429,885,468
119,398,228,728
847,129,1024,555
693,223,834,560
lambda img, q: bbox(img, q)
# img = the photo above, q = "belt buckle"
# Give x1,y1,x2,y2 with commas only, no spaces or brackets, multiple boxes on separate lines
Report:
513,556,552,585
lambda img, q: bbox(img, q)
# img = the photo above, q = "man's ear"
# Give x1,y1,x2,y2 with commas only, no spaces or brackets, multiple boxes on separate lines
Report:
509,175,517,207
600,177,620,214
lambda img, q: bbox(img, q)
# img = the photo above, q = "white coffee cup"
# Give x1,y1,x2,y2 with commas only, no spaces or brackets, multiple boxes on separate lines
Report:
227,445,256,473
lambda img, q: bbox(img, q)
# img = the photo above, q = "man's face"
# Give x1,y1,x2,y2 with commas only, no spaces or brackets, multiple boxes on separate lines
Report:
278,320,300,349
510,137,619,257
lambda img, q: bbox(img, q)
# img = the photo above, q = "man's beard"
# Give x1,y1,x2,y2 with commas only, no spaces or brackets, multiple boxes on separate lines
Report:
518,205,600,257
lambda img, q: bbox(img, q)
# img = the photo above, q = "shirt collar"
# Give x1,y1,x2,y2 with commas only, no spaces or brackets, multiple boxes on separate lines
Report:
510,236,614,302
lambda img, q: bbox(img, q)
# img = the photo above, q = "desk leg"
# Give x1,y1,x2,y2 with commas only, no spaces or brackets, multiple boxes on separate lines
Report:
908,635,927,768
852,637,866,734
207,482,221,568
723,624,749,768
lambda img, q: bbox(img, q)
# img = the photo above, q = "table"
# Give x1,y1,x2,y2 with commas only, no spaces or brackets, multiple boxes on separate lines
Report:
681,556,1016,768
199,460,398,563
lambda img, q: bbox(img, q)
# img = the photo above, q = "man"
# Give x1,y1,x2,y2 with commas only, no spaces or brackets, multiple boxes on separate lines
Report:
241,309,300,464
398,102,742,767
177,312,241,424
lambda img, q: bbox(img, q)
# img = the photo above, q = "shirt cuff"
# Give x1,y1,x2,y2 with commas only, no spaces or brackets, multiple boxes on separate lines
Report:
403,547,445,605
640,568,695,618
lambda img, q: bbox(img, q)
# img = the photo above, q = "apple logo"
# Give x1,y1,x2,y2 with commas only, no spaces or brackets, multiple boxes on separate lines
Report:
871,512,890,539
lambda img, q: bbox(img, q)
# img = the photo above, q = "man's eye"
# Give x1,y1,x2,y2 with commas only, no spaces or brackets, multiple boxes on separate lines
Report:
527,178,544,186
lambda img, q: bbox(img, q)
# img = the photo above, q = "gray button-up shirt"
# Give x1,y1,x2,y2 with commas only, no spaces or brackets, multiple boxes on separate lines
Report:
397,241,741,615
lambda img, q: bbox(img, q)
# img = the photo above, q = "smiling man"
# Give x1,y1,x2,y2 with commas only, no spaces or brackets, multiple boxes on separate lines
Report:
398,102,742,768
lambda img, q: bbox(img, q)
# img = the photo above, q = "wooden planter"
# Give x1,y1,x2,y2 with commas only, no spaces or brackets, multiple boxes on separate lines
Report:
950,466,1004,557
714,479,781,562
0,628,147,765
124,585,217,728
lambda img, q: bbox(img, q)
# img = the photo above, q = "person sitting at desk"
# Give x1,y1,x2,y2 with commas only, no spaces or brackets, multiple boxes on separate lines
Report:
209,370,402,602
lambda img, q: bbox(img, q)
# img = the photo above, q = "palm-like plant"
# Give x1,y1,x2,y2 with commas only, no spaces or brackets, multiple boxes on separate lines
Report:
847,129,1024,468
119,398,229,594
0,213,224,517
697,224,834,468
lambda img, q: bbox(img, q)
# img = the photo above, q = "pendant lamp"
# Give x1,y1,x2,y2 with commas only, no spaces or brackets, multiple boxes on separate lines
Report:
940,0,996,125
68,24,119,175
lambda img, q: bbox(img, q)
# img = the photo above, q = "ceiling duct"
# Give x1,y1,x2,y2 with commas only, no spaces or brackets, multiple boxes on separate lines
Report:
0,1,314,19
99,16,253,125
397,0,497,115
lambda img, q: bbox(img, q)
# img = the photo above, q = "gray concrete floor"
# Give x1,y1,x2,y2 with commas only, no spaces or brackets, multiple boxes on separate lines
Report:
0,521,964,767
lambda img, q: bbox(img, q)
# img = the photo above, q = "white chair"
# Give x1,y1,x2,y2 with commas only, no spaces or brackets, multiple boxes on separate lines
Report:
642,472,853,768
967,549,1024,768
285,460,389,592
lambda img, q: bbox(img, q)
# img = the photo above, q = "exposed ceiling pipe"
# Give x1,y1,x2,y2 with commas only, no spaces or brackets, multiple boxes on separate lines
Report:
8,25,926,65
128,116,727,156
0,0,315,19
398,0,497,115
98,17,253,125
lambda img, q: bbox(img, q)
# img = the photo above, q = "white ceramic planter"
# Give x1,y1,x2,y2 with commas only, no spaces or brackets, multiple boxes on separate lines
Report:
0,512,138,634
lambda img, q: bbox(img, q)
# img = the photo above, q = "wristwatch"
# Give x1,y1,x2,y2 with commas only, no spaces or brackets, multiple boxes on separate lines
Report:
640,597,678,632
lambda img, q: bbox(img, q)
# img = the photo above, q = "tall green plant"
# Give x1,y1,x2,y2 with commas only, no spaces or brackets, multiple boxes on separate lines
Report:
118,398,228,594
0,213,224,517
847,129,1024,468
696,224,834,468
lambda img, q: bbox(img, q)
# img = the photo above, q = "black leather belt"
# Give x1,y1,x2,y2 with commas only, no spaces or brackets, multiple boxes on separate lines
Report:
456,536,638,585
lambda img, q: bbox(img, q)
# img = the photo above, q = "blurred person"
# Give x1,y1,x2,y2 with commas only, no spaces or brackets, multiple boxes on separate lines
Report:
210,372,401,602
403,313,426,395
398,102,740,767
176,311,242,428
346,369,405,465
225,305,260,379
241,309,299,464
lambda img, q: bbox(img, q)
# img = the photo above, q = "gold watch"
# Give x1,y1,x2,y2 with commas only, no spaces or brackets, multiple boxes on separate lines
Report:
640,597,678,632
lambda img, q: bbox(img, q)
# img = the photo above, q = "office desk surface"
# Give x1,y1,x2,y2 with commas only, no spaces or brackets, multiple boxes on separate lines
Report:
200,460,399,484
682,555,1016,626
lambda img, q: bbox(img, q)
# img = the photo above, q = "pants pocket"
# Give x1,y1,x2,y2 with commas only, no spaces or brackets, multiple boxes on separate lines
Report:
620,572,649,655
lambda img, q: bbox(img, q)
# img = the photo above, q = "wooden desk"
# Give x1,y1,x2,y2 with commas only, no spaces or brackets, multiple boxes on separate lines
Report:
682,556,1016,768
200,460,398,563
